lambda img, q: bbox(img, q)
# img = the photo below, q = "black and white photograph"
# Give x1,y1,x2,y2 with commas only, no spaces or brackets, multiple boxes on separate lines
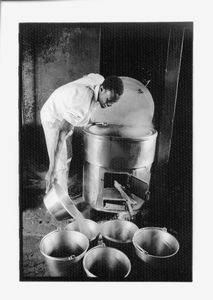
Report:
19,21,192,281
0,0,212,297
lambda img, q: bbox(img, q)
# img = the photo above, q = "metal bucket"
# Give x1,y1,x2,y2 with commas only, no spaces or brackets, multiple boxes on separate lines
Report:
39,230,89,277
133,227,180,268
43,182,83,221
101,220,138,255
83,124,158,170
83,245,131,280
65,219,100,248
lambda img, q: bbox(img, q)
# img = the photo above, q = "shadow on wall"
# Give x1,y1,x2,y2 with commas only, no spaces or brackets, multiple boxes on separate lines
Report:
20,124,84,211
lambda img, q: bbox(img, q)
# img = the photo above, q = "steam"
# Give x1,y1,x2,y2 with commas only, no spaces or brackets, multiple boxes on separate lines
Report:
92,123,154,138
102,221,137,243
118,125,153,138
91,77,155,133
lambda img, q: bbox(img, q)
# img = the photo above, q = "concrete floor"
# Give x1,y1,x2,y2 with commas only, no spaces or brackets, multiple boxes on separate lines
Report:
21,183,84,279
21,192,61,278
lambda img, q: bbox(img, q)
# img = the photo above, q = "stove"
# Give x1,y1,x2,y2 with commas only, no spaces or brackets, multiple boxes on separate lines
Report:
82,124,157,215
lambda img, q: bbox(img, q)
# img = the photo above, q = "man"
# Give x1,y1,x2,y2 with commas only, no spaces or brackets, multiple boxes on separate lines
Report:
40,73,124,194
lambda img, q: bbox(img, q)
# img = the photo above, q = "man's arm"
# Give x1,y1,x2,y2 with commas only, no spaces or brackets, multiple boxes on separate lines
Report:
45,120,74,193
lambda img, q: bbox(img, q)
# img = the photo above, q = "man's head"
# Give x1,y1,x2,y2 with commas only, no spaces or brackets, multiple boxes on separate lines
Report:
98,75,124,108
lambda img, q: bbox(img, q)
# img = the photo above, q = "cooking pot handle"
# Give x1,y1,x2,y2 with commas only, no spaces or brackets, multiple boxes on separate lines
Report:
68,254,76,261
160,227,167,232
55,223,66,231
97,234,106,247
135,245,148,255
92,243,106,250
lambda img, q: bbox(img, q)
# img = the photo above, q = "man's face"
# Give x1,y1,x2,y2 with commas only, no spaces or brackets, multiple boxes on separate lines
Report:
98,86,120,108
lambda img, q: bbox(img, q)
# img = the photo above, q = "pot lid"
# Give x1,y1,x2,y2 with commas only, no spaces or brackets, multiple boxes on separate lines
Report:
90,76,154,128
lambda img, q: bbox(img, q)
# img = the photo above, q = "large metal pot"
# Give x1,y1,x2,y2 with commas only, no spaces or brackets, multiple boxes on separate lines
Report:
133,227,180,268
39,230,89,277
83,124,157,170
83,245,131,280
65,219,100,248
100,220,138,255
43,182,82,221
83,124,157,211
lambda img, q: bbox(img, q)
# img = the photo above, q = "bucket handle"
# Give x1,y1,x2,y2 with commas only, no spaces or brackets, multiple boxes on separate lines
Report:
160,227,167,232
98,234,104,245
135,245,148,255
68,254,76,261
91,243,106,251
97,242,106,248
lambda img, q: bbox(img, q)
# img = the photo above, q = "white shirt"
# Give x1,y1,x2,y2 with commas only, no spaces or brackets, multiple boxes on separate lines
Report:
40,73,104,127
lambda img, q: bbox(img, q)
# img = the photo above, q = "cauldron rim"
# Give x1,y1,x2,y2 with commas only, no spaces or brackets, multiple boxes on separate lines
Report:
83,124,157,141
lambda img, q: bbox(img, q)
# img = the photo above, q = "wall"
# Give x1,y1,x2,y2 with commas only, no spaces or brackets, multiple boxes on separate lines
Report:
20,24,101,124
100,23,170,130
20,26,36,124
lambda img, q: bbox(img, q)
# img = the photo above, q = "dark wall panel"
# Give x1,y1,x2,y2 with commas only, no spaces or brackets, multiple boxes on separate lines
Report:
100,23,170,130
20,24,101,125
20,26,36,124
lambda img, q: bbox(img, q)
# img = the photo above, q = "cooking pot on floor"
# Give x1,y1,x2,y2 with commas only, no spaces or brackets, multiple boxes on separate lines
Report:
100,219,138,256
83,245,131,280
39,230,89,277
43,182,83,221
133,227,180,268
65,219,100,248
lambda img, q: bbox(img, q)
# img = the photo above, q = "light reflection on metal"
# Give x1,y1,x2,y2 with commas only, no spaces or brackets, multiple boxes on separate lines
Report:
82,124,158,213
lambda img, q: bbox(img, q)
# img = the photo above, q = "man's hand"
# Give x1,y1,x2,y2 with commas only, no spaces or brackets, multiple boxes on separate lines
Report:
45,168,57,194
